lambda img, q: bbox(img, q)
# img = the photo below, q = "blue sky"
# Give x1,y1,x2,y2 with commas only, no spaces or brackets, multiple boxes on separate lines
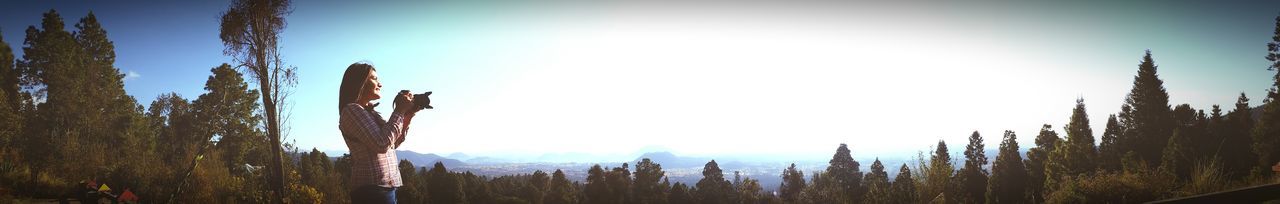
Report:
3,1,1279,161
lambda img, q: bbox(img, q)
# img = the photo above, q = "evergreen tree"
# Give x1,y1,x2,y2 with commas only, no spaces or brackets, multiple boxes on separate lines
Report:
922,140,953,203
634,158,666,204
193,63,264,171
0,27,23,164
889,164,918,204
586,164,613,203
952,131,989,204
1024,124,1059,203
427,161,466,204
695,160,735,204
862,158,891,204
1226,93,1257,178
825,143,863,202
1099,114,1123,172
1121,50,1175,165
1063,98,1098,174
545,169,578,204
607,163,634,204
17,9,89,190
779,163,806,202
397,160,426,203
1160,129,1193,179
1260,13,1280,178
735,174,763,204
668,182,694,204
986,130,1027,204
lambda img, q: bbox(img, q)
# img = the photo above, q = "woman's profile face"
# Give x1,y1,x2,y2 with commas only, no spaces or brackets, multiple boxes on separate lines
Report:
361,69,382,102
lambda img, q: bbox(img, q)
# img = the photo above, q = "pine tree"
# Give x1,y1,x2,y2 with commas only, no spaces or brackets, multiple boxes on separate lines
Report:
889,164,918,204
986,130,1027,204
1260,14,1280,177
586,164,613,203
607,163,634,204
953,131,989,204
1024,124,1059,203
863,158,891,204
1226,93,1257,178
668,182,694,204
779,163,806,202
695,160,735,204
1099,114,1123,172
194,63,263,171
18,9,89,190
544,169,578,204
1160,129,1193,179
634,158,667,204
922,140,953,203
1121,50,1175,165
427,161,466,204
826,143,863,202
0,27,22,163
1064,99,1099,174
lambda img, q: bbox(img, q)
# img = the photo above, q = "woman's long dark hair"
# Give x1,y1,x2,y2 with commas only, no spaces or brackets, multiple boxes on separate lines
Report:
339,62,376,112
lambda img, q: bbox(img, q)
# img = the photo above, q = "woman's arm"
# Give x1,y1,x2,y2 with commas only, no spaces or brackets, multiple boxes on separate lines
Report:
396,112,413,148
340,104,404,153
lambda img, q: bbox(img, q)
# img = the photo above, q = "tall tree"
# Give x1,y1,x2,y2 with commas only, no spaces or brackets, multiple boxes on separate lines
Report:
922,140,953,203
219,0,297,201
695,160,735,204
544,169,578,204
1121,50,1174,165
1226,93,1257,178
1260,13,1280,176
889,164,918,204
779,163,806,202
193,63,264,171
668,182,694,204
0,27,23,164
1024,124,1058,203
986,130,1027,204
634,158,667,204
863,158,891,204
1062,99,1098,175
427,162,466,204
17,10,87,191
952,131,989,204
585,164,613,203
1099,114,1123,172
826,143,863,202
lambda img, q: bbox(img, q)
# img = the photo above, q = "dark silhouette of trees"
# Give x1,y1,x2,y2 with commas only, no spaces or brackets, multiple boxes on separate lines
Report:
1099,114,1123,172
986,130,1027,204
428,161,466,204
695,160,735,204
921,140,952,203
950,131,988,204
889,164,917,204
1259,13,1280,179
1224,93,1257,178
825,143,863,203
1024,124,1058,202
218,0,297,201
862,158,891,203
634,158,667,204
779,163,806,202
1120,50,1175,165
544,169,578,204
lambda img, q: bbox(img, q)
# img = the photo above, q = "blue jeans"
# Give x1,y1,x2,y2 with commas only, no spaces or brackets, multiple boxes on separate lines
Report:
350,185,397,204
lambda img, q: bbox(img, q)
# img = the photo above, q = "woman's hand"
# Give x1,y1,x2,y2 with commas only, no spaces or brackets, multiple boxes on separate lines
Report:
394,91,416,115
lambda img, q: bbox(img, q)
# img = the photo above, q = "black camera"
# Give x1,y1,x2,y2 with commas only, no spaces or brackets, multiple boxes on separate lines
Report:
398,90,433,110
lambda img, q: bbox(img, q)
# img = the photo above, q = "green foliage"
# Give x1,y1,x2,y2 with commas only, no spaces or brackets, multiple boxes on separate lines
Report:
950,131,988,204
1063,99,1098,174
920,140,953,203
668,182,694,204
1120,50,1175,165
695,160,735,204
634,158,667,204
1024,124,1058,203
1099,114,1123,172
986,130,1026,204
862,159,890,204
544,169,578,204
1223,93,1257,179
428,161,467,204
888,164,917,204
779,163,806,202
825,143,863,203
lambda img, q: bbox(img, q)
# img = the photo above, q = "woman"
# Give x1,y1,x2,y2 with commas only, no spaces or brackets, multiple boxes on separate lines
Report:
338,62,419,203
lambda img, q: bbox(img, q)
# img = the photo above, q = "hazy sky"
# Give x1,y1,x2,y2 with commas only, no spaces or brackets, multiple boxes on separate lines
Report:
3,0,1279,160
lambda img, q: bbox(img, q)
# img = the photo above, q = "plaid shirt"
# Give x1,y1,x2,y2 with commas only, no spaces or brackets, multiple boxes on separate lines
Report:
340,103,406,188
